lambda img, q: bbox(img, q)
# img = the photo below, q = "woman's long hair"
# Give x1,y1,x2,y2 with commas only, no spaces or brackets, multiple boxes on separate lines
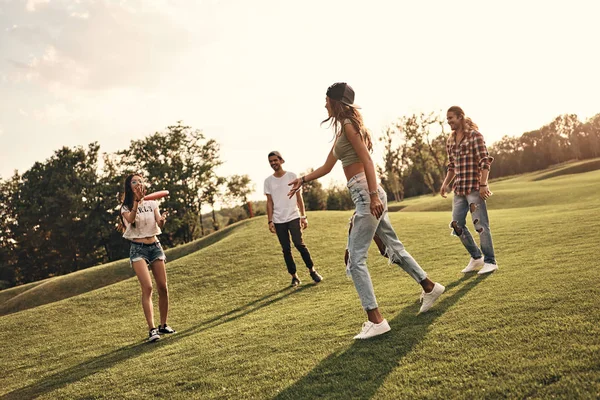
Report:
118,173,140,232
322,98,373,152
447,105,479,133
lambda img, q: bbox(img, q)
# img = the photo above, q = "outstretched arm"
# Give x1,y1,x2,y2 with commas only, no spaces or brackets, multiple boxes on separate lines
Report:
288,149,337,198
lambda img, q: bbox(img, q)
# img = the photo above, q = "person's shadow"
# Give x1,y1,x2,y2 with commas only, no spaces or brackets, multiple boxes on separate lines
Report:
274,275,488,400
1,285,313,400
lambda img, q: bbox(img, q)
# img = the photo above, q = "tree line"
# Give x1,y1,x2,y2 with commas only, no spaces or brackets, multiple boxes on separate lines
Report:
0,122,254,288
2,112,599,288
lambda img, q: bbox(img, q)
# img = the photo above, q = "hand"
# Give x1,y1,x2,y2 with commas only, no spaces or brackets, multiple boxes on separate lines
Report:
160,211,168,222
479,185,492,200
268,221,276,234
440,184,447,198
370,196,384,219
287,179,302,198
134,184,145,202
300,218,308,230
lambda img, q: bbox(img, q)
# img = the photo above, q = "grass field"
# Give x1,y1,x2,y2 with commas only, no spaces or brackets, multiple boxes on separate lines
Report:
1,160,599,399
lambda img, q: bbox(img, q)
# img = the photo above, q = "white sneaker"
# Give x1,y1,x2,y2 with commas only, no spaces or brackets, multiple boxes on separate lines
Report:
461,257,484,273
478,263,498,275
419,283,445,313
353,319,391,339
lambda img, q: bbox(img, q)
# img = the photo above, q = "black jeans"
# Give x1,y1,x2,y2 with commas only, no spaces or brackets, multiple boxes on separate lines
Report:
274,218,314,275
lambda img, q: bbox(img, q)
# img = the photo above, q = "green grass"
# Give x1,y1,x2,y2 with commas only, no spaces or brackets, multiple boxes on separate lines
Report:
1,161,600,399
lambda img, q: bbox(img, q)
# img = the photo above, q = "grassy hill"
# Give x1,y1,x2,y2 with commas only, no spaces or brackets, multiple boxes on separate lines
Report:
1,161,599,399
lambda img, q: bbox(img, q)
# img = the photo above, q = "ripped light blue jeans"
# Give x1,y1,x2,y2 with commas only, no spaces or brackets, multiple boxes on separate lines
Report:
346,172,428,311
451,190,496,265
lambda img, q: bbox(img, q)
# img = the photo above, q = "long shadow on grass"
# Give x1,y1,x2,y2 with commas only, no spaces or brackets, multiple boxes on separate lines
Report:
274,275,488,400
1,284,313,400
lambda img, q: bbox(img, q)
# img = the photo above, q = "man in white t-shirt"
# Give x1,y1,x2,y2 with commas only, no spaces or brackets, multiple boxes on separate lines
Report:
265,151,323,287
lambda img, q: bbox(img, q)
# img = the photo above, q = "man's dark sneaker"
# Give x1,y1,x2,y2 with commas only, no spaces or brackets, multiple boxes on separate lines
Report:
291,277,301,287
148,328,160,342
310,270,323,283
158,324,176,334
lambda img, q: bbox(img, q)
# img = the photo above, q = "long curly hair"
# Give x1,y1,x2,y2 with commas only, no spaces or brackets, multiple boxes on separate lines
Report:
447,105,479,133
322,98,373,152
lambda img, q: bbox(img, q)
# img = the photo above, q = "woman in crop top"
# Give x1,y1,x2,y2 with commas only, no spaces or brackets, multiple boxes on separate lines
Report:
120,173,175,342
288,83,445,340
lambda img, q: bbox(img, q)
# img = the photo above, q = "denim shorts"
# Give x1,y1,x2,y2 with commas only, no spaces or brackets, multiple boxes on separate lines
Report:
129,241,166,268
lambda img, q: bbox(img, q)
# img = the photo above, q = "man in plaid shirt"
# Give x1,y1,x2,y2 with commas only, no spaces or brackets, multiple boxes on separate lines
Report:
440,106,498,275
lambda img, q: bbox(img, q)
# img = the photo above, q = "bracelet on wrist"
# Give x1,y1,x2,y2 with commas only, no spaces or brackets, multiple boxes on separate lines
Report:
268,221,273,224
480,184,488,187
300,216,307,220
300,176,306,185
368,190,378,196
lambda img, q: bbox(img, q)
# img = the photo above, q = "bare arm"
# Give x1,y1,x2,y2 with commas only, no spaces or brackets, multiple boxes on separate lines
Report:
122,184,145,223
296,191,308,229
440,169,456,198
266,194,276,233
288,149,338,197
154,204,167,229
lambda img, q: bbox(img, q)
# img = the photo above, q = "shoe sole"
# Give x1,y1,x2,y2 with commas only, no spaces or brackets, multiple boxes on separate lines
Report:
354,327,391,340
477,267,498,275
148,335,160,342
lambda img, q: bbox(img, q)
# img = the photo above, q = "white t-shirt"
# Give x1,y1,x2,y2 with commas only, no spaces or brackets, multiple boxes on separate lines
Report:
264,171,300,224
121,200,162,240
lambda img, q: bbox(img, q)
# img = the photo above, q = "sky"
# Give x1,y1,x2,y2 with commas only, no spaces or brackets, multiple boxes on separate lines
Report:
1,0,599,201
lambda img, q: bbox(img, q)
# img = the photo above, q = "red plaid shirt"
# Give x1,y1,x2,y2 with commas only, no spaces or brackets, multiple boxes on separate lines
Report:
446,130,494,196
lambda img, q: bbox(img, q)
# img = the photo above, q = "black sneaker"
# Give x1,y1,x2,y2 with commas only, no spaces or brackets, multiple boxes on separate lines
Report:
148,328,160,342
291,277,301,287
310,270,323,283
158,324,176,335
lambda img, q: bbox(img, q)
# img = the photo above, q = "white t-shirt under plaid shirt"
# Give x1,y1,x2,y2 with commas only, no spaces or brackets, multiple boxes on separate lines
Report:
264,171,300,224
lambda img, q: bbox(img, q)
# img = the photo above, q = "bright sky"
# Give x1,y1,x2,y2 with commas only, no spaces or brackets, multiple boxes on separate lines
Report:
1,0,599,201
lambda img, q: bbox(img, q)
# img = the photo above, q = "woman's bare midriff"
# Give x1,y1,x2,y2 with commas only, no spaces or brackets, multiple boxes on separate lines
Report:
132,236,159,244
343,162,365,181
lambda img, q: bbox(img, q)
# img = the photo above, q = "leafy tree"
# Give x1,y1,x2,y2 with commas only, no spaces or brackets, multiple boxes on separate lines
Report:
325,184,353,210
225,174,255,218
202,174,226,231
11,144,105,283
0,174,19,287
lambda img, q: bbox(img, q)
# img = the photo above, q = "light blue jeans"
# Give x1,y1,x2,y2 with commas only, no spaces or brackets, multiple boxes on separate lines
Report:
346,172,428,311
451,190,496,264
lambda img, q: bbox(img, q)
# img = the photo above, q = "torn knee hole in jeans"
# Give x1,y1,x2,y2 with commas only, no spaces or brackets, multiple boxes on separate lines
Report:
450,220,463,236
472,218,484,233
470,203,478,213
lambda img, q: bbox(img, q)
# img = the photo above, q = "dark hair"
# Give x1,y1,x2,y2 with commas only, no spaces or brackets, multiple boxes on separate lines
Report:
118,173,141,232
268,151,283,161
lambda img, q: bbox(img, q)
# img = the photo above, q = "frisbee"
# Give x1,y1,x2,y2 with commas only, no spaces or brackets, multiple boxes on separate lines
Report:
143,190,169,201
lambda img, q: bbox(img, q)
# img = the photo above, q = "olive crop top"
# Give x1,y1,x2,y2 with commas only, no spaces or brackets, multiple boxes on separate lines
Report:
333,119,362,167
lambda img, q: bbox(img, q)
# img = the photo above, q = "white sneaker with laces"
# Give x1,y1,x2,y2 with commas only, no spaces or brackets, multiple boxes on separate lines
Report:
478,263,498,275
353,319,391,339
461,257,484,273
419,283,445,313
148,328,160,343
